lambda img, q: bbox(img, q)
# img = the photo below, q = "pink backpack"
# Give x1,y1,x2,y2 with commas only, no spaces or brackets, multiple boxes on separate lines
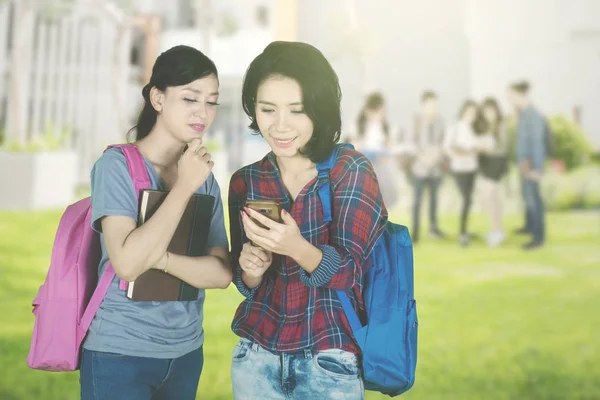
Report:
27,144,150,371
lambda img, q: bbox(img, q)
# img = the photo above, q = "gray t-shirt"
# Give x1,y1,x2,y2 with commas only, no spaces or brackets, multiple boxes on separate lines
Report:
83,147,229,358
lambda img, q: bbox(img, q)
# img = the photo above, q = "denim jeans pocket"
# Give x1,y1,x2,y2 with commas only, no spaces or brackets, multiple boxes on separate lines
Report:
313,349,360,379
231,338,252,363
92,350,130,360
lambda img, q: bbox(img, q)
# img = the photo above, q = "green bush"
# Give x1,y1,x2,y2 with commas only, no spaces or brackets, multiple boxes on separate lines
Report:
550,115,595,170
583,186,600,209
572,166,600,209
543,165,600,210
542,172,581,211
1,123,69,152
506,114,594,171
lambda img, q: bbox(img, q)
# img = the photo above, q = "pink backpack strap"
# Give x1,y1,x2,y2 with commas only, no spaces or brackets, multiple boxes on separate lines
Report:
80,264,119,332
107,144,151,194
105,144,151,291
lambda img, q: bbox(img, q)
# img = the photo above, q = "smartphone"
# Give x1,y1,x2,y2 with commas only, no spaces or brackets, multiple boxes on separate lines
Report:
244,200,282,247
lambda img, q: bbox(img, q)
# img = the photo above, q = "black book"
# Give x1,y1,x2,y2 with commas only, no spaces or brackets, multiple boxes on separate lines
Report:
126,190,215,301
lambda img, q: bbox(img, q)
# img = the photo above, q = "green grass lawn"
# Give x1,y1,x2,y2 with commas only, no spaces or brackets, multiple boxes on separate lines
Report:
1,209,599,399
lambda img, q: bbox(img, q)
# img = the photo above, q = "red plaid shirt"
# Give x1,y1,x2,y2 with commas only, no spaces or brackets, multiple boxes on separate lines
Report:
229,146,387,354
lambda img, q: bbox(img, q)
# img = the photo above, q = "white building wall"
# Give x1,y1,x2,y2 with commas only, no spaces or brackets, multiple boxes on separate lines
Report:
466,0,600,148
298,0,470,135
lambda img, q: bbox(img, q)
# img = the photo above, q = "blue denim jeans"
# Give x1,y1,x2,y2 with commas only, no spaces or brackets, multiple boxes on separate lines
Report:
80,346,203,400
522,179,545,242
412,176,442,240
231,338,364,400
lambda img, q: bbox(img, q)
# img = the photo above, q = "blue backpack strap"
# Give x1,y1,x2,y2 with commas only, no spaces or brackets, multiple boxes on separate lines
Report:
316,146,340,223
316,143,354,223
337,288,363,332
316,144,363,332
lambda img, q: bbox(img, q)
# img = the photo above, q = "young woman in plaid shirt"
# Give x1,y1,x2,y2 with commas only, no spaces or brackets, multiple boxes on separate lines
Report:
228,41,388,399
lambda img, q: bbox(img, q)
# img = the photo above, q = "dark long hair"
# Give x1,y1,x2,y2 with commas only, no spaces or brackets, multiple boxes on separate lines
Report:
241,41,342,163
481,97,503,139
357,92,389,138
458,99,488,135
128,45,218,141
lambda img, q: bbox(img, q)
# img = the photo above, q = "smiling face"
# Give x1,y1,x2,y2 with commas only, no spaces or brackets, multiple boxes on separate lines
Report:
154,74,220,143
254,75,314,158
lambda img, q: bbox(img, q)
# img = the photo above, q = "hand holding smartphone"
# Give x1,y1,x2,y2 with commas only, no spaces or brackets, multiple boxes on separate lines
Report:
244,200,282,248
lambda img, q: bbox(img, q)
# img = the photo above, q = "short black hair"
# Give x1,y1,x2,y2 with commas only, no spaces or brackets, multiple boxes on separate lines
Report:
241,41,342,163
421,90,438,103
510,80,530,94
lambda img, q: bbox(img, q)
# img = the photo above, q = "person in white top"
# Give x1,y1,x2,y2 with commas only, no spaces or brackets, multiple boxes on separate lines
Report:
444,100,493,246
350,92,398,207
352,92,389,158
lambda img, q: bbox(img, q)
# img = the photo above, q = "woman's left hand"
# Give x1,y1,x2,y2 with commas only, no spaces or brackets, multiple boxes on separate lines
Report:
241,208,304,258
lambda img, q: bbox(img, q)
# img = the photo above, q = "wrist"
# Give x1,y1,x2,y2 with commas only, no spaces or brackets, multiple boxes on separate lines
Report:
289,237,308,263
171,182,195,199
242,270,263,288
292,238,321,267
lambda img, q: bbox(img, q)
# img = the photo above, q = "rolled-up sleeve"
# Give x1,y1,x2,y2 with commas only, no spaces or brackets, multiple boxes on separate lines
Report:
300,155,387,289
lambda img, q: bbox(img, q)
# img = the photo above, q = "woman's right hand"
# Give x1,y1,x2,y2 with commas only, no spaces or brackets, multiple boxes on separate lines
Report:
239,243,272,278
175,138,214,195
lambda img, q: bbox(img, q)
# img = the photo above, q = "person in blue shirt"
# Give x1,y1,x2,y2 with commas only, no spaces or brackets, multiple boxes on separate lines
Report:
507,81,547,250
81,45,231,400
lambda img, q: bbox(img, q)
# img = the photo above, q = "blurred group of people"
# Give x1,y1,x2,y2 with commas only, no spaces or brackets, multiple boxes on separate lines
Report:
347,81,548,250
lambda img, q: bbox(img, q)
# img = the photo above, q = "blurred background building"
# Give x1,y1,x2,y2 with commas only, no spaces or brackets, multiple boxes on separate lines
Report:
1,3,598,399
0,0,598,201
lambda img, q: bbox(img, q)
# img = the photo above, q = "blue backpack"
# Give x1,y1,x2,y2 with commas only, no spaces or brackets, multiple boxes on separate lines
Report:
316,143,418,397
